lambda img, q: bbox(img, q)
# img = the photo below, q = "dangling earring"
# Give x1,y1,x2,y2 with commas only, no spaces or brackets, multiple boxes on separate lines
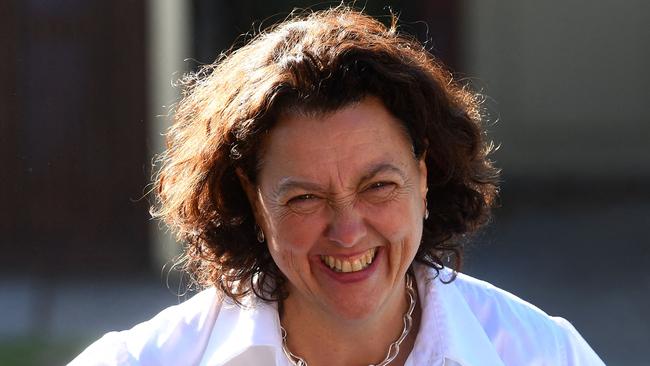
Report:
255,224,265,243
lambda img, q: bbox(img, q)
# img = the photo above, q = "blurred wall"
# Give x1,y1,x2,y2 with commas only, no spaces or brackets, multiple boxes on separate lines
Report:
462,0,650,181
1,0,150,275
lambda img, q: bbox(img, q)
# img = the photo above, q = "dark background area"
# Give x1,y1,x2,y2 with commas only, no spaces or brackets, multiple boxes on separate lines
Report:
1,1,648,365
1,0,150,275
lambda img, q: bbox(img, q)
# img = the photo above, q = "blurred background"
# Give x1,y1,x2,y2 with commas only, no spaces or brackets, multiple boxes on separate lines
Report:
1,0,648,365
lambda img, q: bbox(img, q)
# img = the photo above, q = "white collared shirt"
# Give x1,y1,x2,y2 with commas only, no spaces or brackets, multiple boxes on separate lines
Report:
69,265,605,365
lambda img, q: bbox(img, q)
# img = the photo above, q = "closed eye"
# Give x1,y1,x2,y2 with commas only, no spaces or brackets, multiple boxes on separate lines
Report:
366,181,395,191
287,193,322,213
288,194,318,203
361,181,398,203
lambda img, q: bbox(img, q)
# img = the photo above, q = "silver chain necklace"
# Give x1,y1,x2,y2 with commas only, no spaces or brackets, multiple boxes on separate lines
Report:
281,273,417,366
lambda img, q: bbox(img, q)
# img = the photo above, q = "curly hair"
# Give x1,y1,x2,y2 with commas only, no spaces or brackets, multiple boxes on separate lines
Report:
153,6,499,304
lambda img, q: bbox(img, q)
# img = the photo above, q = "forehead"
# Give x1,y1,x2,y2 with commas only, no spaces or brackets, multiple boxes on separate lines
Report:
257,96,416,185
277,96,412,141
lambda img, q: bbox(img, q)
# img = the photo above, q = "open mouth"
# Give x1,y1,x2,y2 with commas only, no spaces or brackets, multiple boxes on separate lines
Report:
320,247,378,273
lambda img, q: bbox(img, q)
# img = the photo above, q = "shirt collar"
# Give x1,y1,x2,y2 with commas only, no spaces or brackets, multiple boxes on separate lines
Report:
199,296,286,365
410,264,505,366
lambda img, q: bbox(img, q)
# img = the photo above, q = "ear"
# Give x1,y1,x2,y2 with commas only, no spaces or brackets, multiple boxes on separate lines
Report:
237,167,272,226
237,169,271,240
418,156,428,199
236,167,260,212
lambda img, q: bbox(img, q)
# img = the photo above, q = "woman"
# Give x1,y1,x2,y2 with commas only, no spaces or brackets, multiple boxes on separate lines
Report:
70,7,604,366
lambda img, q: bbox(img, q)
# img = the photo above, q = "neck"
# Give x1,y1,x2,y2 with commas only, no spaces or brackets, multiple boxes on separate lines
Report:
280,276,420,366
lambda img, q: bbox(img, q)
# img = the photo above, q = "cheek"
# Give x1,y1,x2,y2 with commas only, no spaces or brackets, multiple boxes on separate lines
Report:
365,197,422,244
267,213,323,260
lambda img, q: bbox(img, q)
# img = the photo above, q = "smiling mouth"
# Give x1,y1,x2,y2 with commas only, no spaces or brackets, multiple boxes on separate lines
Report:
320,247,378,273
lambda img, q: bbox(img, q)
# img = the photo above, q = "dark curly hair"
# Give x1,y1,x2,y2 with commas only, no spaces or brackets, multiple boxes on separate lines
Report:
153,6,499,304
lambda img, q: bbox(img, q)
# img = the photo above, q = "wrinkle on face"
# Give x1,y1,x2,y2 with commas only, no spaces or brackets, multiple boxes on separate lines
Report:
246,95,428,323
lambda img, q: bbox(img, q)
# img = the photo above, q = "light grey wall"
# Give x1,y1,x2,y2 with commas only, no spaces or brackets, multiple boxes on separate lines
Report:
147,0,191,268
462,0,650,180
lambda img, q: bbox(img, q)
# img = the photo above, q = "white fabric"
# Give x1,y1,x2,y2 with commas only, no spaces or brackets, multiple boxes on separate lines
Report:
69,265,605,365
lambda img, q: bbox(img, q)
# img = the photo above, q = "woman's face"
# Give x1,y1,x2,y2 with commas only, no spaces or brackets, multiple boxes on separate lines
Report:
245,96,427,322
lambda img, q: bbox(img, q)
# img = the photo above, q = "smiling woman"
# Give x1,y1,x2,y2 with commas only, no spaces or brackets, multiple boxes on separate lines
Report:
69,6,604,366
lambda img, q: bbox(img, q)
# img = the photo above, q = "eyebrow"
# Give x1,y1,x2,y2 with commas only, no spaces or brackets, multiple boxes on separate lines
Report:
358,162,408,184
273,179,326,198
272,162,408,198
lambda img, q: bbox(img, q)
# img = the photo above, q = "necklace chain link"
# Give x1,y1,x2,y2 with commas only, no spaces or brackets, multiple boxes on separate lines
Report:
281,273,416,366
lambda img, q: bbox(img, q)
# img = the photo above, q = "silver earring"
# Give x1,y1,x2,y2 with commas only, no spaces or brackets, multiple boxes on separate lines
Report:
255,224,265,243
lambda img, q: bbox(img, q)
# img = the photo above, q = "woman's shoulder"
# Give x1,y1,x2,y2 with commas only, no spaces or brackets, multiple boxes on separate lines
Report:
415,265,604,365
68,287,223,366
451,270,556,325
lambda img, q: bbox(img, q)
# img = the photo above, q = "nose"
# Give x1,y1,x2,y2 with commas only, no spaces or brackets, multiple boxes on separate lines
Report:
325,204,367,248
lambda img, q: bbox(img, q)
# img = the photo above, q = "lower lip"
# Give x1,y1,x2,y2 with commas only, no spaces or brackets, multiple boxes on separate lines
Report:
316,247,382,284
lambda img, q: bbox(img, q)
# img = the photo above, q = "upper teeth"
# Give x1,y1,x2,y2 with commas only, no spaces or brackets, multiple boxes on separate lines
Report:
321,247,377,273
